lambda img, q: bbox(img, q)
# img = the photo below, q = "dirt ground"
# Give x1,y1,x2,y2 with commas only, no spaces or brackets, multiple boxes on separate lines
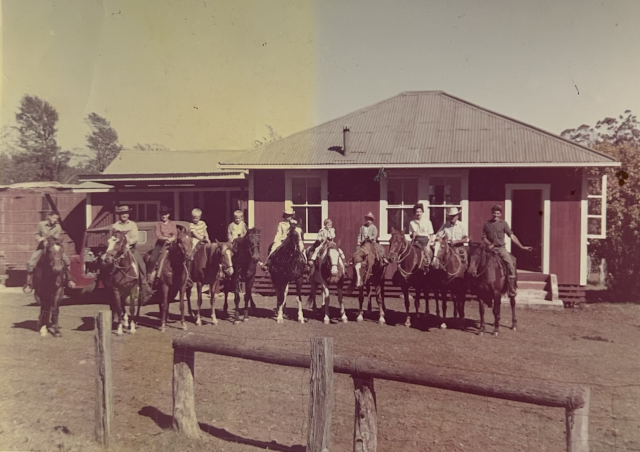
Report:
1,288,639,452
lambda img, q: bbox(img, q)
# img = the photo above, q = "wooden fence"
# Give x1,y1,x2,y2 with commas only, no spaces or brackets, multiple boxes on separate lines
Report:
172,335,591,452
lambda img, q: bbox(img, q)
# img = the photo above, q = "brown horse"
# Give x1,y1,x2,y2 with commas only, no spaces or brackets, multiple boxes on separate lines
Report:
223,228,261,324
467,244,517,337
431,236,469,330
310,242,348,324
34,236,66,338
388,228,432,327
347,239,387,325
103,231,142,335
185,241,233,328
152,227,192,332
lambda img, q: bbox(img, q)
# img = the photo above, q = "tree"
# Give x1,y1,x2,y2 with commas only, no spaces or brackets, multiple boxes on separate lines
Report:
85,113,123,173
562,112,640,298
253,124,282,148
13,95,70,181
132,143,170,151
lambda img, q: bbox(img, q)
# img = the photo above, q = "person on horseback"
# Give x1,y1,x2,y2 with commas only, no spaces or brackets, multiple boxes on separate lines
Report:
189,208,210,251
357,212,389,265
436,207,469,264
307,218,346,272
147,205,178,284
111,205,153,298
408,203,435,249
227,210,248,245
23,211,76,292
261,208,305,271
481,204,533,297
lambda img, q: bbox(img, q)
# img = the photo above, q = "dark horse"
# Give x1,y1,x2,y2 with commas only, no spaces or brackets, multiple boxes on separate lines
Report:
388,228,432,327
186,241,234,328
34,236,66,338
309,242,348,324
150,227,193,332
467,244,517,337
268,224,306,324
347,239,387,325
223,228,261,324
103,231,143,335
430,236,469,330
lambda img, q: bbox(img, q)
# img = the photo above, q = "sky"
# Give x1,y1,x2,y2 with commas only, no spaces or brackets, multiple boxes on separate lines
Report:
1,0,639,154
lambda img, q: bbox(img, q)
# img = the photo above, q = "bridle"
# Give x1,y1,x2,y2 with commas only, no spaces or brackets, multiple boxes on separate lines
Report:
434,239,464,278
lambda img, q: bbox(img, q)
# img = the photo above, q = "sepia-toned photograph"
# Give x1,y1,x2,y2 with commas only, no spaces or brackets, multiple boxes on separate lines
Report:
1,1,639,451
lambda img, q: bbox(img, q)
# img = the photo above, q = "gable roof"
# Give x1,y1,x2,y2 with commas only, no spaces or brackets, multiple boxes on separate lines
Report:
80,150,247,182
219,91,619,169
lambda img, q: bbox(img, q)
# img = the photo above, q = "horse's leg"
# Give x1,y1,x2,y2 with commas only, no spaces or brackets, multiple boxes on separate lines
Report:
50,287,63,338
376,283,386,325
113,288,125,336
402,284,411,327
510,295,517,331
160,284,170,332
478,295,486,336
276,284,286,324
233,277,242,325
322,282,331,324
414,285,422,320
338,280,347,323
493,293,501,337
37,291,50,337
439,289,448,329
243,277,253,322
180,282,191,331
296,279,305,324
357,286,365,322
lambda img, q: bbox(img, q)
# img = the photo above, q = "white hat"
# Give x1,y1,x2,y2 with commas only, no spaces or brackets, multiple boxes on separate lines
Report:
283,207,295,216
446,207,460,216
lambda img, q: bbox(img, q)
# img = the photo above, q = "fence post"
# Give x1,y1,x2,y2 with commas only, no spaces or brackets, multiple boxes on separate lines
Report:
565,387,590,452
353,375,377,452
94,310,113,446
307,337,334,452
172,346,201,439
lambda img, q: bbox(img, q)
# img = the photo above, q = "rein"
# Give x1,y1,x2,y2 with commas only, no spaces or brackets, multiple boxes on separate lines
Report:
437,242,464,278
111,249,139,281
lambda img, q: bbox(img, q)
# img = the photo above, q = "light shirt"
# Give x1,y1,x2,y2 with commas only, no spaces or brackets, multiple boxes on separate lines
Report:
189,220,209,241
482,219,513,248
437,221,468,242
409,217,434,238
317,227,336,241
112,220,139,246
35,220,63,242
227,221,248,242
155,221,177,241
358,224,378,244
273,221,292,244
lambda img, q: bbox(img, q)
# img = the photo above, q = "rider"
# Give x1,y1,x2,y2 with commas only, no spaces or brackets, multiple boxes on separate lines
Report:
147,205,178,284
408,203,435,250
189,208,210,251
436,207,469,263
481,204,533,297
227,209,248,245
357,212,389,265
23,210,76,292
110,205,153,300
307,218,345,271
261,208,305,271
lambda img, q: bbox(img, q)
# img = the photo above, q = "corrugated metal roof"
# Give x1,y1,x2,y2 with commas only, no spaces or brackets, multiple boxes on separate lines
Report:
80,150,247,181
219,91,619,168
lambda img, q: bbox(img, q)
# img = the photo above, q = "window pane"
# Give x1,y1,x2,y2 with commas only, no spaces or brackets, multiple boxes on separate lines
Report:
403,179,418,205
388,179,402,206
308,207,322,233
588,177,602,196
401,208,413,232
292,178,306,204
307,177,322,204
588,198,602,216
138,231,148,245
147,204,158,221
430,207,445,232
430,177,461,205
387,208,403,233
588,218,602,236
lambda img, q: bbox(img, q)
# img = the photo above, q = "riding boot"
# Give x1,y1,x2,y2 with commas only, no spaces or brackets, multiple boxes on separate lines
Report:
23,271,34,293
507,276,517,297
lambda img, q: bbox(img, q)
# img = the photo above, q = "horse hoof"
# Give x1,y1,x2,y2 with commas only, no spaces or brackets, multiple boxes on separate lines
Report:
512,325,517,331
440,323,447,330
234,320,241,325
357,315,364,323
242,317,249,323
160,325,166,333
493,331,499,337
478,331,483,336
276,318,284,324
52,329,62,338
39,326,48,337
341,316,348,324
196,318,202,326
130,322,136,334
404,319,411,328
117,325,124,336
181,323,188,331
379,318,386,325
323,317,330,325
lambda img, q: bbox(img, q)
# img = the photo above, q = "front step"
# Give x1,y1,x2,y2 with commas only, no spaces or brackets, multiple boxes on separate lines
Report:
501,289,564,310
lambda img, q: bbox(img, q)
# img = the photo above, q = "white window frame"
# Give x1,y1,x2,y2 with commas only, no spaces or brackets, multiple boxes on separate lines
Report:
379,170,469,243
121,200,161,222
504,184,550,275
284,170,328,242
586,174,607,240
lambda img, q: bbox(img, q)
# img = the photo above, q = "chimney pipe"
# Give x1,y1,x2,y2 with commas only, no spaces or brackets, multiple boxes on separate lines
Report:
343,126,350,157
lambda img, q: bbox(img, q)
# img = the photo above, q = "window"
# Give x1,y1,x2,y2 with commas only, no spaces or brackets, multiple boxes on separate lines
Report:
122,201,160,222
587,174,607,239
386,178,418,233
428,177,462,232
285,171,328,241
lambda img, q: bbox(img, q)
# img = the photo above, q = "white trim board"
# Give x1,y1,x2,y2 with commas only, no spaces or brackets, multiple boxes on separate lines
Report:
284,170,328,241
580,172,588,286
504,184,550,275
221,162,620,170
248,172,255,229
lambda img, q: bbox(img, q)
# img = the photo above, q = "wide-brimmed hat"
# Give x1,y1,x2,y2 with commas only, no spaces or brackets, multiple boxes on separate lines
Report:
283,207,295,217
364,212,375,220
446,207,460,217
159,205,171,214
115,205,131,213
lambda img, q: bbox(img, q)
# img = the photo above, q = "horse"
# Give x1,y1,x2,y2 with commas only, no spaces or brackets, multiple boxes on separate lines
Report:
388,228,432,327
308,242,348,324
185,241,234,329
467,244,517,337
151,227,193,332
223,228,261,324
33,236,66,338
347,239,387,325
268,224,306,324
431,235,469,330
103,231,143,335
